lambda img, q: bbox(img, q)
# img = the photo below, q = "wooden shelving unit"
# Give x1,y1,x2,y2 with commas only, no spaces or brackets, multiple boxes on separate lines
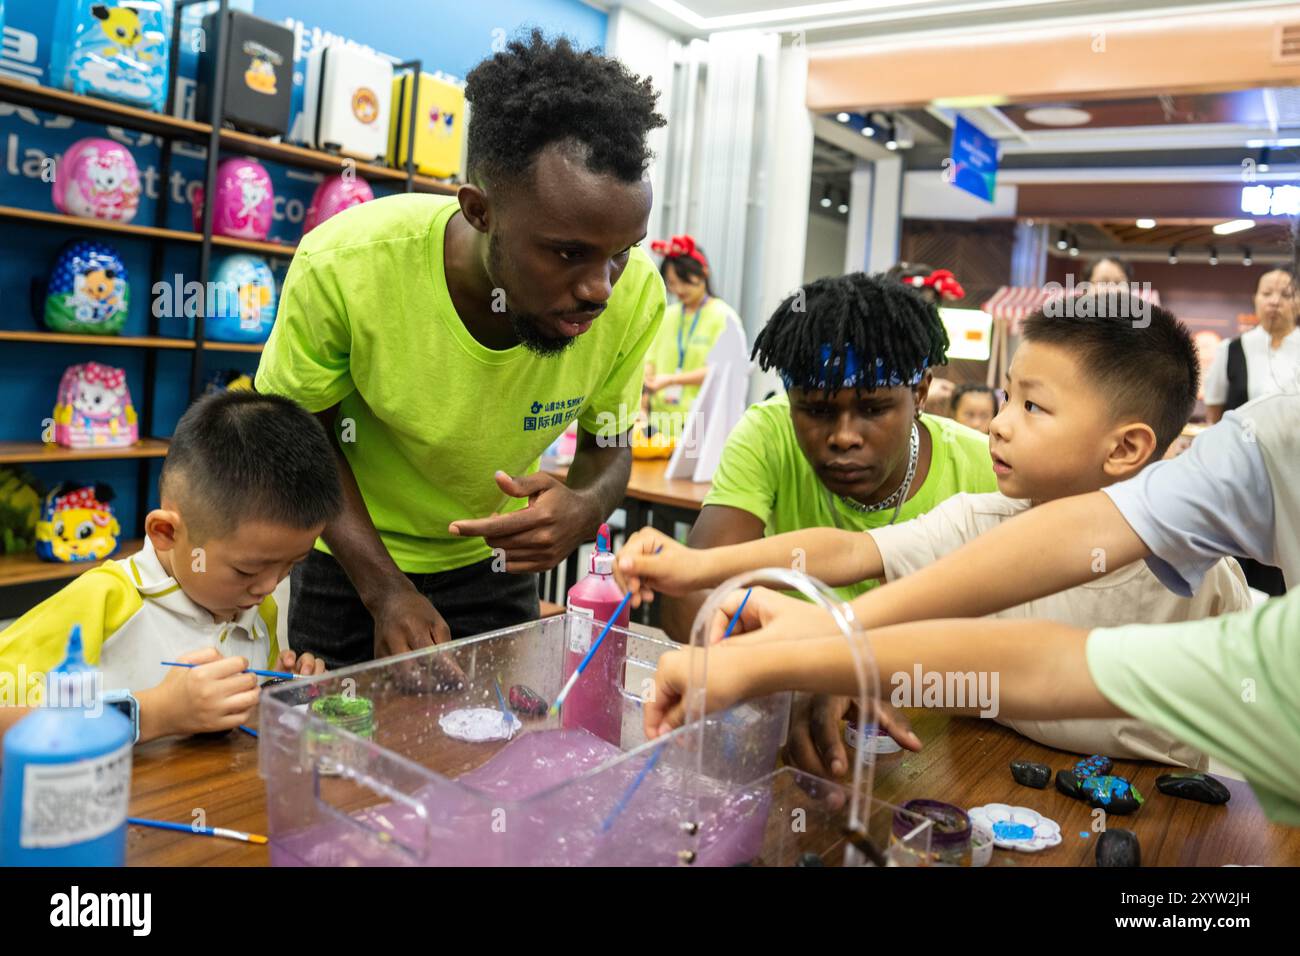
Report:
202,342,264,353
0,539,145,587
0,15,457,600
0,331,195,350
0,439,170,465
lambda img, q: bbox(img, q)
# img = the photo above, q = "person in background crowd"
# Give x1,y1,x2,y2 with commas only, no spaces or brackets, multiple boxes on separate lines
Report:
1082,256,1132,290
642,235,745,437
951,384,999,434
1201,266,1298,596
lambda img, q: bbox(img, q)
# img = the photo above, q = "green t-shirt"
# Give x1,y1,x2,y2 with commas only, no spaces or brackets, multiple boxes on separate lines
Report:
645,296,739,421
1087,590,1300,826
703,395,999,600
255,194,665,574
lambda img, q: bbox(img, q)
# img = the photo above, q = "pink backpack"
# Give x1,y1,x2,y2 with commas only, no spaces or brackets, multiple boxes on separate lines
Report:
53,362,139,449
53,137,141,223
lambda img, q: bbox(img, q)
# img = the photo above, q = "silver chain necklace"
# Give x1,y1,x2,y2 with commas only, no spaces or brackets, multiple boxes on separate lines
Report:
829,421,920,526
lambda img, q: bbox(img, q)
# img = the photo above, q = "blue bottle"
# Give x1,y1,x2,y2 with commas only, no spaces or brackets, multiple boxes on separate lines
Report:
2,626,133,866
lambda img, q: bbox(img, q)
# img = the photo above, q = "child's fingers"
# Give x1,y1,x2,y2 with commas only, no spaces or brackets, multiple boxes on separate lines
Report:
176,646,222,666
194,654,250,679
219,688,260,717
276,649,297,671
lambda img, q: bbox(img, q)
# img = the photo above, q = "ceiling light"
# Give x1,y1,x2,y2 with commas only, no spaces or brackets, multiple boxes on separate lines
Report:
820,185,832,209
1259,147,1271,174
1136,218,1157,229
1056,230,1069,251
1242,247,1253,266
836,112,850,123
861,125,875,137
884,117,898,151
1022,106,1092,127
837,198,849,214
1212,219,1255,236
1168,246,1179,264
1208,246,1219,265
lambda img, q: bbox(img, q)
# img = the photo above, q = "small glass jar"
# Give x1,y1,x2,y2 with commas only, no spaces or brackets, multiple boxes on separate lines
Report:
307,693,375,775
890,799,972,867
844,719,902,754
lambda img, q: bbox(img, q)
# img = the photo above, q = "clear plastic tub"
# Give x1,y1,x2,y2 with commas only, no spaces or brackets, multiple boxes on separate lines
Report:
259,570,934,866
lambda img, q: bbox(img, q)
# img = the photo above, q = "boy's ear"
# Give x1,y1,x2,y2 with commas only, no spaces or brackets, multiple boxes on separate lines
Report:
144,508,183,553
1103,422,1158,479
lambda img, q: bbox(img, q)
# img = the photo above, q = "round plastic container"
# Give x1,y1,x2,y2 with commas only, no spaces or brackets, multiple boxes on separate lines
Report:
891,799,972,867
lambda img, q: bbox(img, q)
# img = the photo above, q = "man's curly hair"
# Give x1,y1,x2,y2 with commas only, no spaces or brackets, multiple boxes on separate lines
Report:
464,29,665,189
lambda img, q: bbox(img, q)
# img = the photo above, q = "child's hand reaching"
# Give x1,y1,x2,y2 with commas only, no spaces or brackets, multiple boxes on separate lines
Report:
644,643,763,739
615,527,713,607
276,649,325,677
142,647,259,739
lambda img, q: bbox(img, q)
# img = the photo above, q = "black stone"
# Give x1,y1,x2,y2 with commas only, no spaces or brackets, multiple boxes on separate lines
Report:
1056,768,1085,800
1156,772,1231,805
1096,829,1141,867
1074,754,1114,779
1011,760,1052,789
1080,775,1144,815
796,852,825,867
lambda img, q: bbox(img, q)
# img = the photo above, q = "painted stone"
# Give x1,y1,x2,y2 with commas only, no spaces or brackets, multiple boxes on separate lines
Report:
1010,760,1052,789
1096,828,1141,867
1156,771,1231,805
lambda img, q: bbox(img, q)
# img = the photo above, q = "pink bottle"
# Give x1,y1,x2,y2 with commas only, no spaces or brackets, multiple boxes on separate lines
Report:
563,524,629,746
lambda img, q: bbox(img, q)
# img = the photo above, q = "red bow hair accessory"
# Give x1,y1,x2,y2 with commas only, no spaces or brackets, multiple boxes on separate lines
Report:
55,486,110,515
650,234,708,270
909,269,965,301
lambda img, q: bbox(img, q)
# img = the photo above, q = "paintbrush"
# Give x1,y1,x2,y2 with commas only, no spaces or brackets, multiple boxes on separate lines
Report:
550,589,635,716
162,661,296,680
128,816,268,845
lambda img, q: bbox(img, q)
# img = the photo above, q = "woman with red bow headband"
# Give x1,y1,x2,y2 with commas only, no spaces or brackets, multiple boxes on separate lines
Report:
885,262,966,306
643,234,746,435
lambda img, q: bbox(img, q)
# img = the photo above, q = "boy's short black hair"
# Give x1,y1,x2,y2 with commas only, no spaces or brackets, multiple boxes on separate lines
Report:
464,29,665,191
161,391,342,540
1020,295,1197,457
752,272,949,392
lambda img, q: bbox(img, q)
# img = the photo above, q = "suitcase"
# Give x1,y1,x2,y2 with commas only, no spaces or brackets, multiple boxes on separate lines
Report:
387,71,465,179
196,9,294,137
301,44,393,161
49,0,173,113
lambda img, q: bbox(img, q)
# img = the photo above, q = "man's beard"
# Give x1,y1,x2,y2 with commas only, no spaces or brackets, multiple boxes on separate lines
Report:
488,232,577,357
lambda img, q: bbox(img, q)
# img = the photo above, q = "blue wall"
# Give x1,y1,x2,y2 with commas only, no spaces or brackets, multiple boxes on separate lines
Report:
0,0,607,545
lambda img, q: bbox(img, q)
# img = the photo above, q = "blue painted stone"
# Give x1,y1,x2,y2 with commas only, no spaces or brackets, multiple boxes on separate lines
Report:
1081,775,1144,815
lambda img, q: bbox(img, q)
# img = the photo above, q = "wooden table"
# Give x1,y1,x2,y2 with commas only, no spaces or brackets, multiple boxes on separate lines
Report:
125,706,1300,866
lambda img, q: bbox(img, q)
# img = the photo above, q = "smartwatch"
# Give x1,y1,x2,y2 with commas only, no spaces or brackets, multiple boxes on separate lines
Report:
103,689,140,744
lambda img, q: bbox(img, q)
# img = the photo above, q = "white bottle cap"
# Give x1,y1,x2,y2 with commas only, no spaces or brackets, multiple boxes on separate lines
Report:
592,551,615,576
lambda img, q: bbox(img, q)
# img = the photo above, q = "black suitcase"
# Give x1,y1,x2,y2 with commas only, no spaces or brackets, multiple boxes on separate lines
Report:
196,10,294,137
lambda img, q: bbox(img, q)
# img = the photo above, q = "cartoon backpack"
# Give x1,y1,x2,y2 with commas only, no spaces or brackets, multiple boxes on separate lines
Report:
202,369,254,397
43,240,130,335
35,482,121,563
0,466,43,557
303,174,373,234
206,254,278,343
53,137,141,223
191,157,274,240
49,1,173,113
53,362,139,449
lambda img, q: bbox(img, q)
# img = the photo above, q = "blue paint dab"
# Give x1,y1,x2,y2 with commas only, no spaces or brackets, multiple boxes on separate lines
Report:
993,821,1036,841
1079,831,1090,839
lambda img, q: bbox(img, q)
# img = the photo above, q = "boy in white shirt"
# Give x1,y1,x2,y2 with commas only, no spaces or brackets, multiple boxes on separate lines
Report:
0,391,343,744
618,295,1250,769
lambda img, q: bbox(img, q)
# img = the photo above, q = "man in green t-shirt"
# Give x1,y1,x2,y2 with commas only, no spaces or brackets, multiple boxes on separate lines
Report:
255,32,666,667
652,272,997,640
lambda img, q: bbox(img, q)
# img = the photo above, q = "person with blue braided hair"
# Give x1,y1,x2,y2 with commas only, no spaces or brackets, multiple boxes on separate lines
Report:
627,271,997,642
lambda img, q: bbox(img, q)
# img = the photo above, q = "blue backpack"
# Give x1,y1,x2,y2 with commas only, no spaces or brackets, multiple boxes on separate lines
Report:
44,240,130,335
49,1,173,113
